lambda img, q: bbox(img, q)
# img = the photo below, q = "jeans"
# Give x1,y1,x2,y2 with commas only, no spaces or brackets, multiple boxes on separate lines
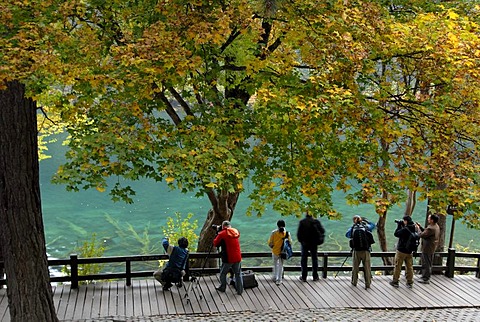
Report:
352,250,371,287
218,261,243,294
421,252,434,281
272,254,284,282
392,250,414,284
300,244,318,279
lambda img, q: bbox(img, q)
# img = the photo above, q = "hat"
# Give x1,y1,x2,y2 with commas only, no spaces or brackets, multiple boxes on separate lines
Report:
402,216,414,225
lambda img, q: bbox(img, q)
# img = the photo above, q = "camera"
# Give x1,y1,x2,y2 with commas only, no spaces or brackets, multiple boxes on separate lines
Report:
211,224,222,233
394,219,403,224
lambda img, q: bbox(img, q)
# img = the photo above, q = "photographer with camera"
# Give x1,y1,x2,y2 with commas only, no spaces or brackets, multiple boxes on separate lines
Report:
345,215,375,289
153,237,189,291
389,216,419,289
416,214,440,284
213,221,243,295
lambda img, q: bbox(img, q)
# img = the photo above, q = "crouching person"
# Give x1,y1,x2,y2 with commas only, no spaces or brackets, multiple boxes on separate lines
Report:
154,237,189,291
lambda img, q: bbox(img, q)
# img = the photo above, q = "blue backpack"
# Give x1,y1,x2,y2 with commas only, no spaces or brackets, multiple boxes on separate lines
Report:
281,232,293,260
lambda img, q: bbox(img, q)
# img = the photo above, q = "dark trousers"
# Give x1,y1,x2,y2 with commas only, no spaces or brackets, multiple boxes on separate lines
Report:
300,244,318,279
421,252,434,281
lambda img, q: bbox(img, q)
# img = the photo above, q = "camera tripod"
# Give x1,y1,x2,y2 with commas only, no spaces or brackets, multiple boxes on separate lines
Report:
184,242,216,304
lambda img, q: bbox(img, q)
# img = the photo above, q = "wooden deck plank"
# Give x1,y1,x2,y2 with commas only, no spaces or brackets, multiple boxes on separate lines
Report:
107,281,119,317
90,284,103,320
253,275,280,311
268,276,301,310
0,289,9,322
145,279,160,316
195,274,226,314
1,274,480,320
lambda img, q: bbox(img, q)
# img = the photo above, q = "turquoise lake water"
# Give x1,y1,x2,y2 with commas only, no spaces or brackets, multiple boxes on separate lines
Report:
39,140,479,259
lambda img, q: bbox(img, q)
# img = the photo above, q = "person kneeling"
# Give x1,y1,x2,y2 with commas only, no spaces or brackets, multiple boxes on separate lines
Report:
153,237,189,291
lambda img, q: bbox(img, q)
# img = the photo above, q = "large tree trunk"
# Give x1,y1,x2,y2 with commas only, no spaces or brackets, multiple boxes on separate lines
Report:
0,81,59,321
193,190,239,268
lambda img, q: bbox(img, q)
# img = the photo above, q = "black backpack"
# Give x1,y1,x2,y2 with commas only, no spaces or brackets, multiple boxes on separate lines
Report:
405,230,420,254
349,224,375,251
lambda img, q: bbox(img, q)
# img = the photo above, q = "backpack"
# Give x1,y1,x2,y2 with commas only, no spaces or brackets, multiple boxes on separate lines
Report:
349,224,375,251
280,232,293,260
314,220,325,246
405,230,420,254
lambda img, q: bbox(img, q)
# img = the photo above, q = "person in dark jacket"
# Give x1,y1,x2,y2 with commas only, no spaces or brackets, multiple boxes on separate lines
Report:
213,221,243,295
153,237,189,291
416,214,440,284
297,211,325,282
389,216,418,289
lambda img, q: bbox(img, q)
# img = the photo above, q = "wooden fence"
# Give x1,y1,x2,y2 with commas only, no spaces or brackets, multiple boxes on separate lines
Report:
0,248,478,289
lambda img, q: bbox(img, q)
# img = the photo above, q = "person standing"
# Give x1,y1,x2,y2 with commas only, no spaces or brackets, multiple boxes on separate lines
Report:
297,211,325,282
416,214,440,284
213,220,243,295
153,237,189,291
268,220,292,285
345,215,376,289
389,215,419,289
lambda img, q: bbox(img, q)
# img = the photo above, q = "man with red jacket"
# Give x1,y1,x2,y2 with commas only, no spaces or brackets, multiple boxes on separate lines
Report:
213,220,243,295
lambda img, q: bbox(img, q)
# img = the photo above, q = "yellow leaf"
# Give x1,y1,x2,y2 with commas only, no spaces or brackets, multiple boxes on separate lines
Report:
206,182,217,188
166,177,175,183
96,186,106,192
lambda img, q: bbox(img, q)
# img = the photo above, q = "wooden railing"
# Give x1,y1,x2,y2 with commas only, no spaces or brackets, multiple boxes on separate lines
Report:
0,248,478,289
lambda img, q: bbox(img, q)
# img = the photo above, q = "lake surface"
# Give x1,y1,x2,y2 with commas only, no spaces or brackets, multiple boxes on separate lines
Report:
40,140,479,259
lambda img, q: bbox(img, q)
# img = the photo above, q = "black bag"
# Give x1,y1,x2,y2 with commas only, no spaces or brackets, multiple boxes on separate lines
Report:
405,230,420,254
242,270,258,289
349,224,375,251
314,220,325,246
161,266,182,283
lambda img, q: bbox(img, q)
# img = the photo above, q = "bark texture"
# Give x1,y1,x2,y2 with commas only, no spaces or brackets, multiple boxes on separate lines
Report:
0,81,58,321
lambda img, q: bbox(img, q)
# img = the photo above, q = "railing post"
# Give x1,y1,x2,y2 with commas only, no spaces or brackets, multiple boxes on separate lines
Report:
476,257,480,279
445,248,455,278
126,260,131,286
322,254,328,279
70,254,78,289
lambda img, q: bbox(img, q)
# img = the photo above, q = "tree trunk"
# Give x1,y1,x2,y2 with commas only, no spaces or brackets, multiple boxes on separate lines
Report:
376,190,393,267
192,190,239,268
0,81,59,321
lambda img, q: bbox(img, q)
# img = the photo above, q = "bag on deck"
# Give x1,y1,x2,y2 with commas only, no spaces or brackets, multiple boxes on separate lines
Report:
280,232,293,260
242,270,258,289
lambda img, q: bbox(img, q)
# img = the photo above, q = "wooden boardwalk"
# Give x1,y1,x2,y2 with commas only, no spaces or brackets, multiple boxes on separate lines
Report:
0,274,479,321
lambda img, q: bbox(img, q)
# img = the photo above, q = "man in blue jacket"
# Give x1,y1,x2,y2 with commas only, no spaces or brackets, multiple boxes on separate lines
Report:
153,237,189,291
346,215,375,289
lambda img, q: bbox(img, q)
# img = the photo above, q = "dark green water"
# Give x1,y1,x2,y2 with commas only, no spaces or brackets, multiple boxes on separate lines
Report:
40,141,479,259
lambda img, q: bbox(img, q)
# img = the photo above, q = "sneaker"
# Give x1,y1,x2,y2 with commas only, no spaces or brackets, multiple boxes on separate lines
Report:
215,286,226,292
418,279,430,284
299,276,307,282
275,280,282,286
389,281,399,288
406,283,413,289
313,277,320,282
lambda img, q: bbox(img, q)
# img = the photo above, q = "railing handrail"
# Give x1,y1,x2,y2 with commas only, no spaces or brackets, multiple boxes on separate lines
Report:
1,248,479,288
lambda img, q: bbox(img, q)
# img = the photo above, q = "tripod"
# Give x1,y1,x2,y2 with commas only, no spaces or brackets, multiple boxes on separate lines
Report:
334,250,352,278
184,242,216,304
